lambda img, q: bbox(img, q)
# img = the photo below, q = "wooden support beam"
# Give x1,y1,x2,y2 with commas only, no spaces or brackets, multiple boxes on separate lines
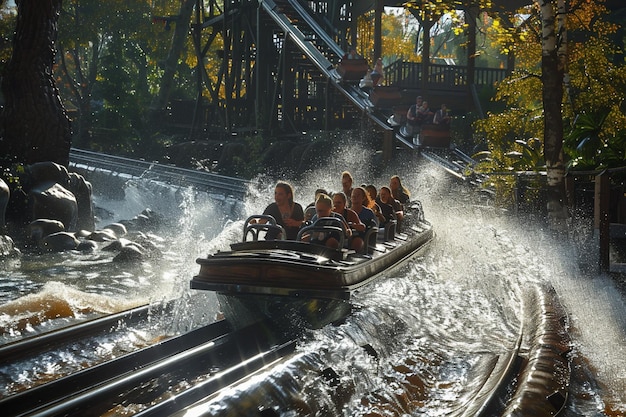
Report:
595,171,610,272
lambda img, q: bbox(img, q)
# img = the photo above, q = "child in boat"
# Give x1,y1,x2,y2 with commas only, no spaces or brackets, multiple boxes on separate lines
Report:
307,193,351,249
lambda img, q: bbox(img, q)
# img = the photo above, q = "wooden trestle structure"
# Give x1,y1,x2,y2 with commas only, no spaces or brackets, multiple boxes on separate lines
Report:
183,0,514,145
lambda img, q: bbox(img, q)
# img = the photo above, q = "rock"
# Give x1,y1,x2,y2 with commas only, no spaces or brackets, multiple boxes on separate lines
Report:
39,232,79,252
68,172,95,232
102,237,135,252
25,162,70,188
102,222,127,238
28,182,78,232
0,235,20,258
27,219,65,242
76,240,97,252
113,244,145,262
87,229,118,242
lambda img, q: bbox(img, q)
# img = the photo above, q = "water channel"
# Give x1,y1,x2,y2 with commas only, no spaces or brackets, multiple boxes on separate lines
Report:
0,142,624,416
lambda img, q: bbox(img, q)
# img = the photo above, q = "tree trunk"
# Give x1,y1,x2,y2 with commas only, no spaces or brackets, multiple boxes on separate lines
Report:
538,0,568,231
0,0,72,168
148,0,196,123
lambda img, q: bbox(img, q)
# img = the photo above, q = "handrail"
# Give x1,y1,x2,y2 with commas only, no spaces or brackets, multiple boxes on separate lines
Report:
69,148,250,197
297,216,347,248
288,0,344,58
242,215,286,242
261,0,393,132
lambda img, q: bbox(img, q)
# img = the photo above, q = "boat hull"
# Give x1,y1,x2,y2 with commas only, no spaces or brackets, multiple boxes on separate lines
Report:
191,222,433,299
191,217,433,330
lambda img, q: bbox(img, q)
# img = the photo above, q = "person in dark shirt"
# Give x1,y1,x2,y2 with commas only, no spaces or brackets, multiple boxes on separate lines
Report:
258,181,304,240
390,175,410,205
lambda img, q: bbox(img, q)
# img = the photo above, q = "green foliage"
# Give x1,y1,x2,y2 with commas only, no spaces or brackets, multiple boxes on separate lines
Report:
565,109,626,170
476,0,626,177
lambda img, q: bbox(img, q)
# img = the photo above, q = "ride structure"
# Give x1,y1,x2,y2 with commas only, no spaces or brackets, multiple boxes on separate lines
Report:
177,0,512,147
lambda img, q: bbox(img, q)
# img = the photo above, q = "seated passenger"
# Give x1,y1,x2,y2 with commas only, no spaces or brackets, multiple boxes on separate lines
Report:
341,171,355,207
304,188,328,221
390,175,410,206
359,69,374,93
371,58,384,86
377,186,404,226
255,181,304,240
332,192,365,252
350,186,379,233
308,194,351,249
433,103,451,126
343,47,361,60
364,184,385,225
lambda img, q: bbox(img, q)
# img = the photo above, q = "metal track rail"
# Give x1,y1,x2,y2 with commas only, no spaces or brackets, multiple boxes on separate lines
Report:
69,148,250,198
262,0,393,131
0,303,161,365
1,319,293,417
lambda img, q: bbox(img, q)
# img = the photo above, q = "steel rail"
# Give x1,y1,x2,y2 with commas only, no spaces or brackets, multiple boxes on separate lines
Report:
69,148,250,197
262,0,394,131
0,318,230,415
0,303,160,365
4,320,291,417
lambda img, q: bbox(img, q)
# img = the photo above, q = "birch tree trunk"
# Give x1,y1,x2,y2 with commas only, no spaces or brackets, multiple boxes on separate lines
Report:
0,0,72,167
537,0,569,232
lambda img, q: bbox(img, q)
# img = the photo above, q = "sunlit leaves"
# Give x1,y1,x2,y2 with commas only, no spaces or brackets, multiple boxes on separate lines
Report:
476,0,626,174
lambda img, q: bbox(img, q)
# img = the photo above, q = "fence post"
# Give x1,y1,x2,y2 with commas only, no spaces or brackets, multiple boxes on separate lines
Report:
595,170,610,272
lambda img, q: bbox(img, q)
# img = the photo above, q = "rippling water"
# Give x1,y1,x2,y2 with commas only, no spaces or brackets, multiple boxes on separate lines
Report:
0,143,624,415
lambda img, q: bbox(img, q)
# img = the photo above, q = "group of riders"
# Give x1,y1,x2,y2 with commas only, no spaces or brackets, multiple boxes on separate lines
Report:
253,172,412,253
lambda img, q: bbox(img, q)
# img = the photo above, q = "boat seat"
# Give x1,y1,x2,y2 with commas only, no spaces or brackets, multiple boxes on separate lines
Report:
242,215,286,242
363,226,379,255
230,240,348,262
377,220,397,242
297,217,347,249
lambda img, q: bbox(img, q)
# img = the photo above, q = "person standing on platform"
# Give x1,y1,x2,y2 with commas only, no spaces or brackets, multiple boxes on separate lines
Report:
371,58,384,86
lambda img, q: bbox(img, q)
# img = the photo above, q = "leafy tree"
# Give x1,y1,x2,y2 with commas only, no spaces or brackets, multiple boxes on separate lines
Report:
475,0,626,223
56,0,158,149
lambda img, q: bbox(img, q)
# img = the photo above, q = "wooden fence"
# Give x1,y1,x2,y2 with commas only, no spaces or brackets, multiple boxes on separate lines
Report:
385,60,509,90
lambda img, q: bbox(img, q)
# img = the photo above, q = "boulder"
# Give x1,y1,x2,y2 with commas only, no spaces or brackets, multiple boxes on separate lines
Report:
0,235,20,258
27,219,65,242
113,244,145,263
39,232,79,252
68,172,95,232
28,182,78,232
25,162,71,189
102,222,127,238
87,229,118,242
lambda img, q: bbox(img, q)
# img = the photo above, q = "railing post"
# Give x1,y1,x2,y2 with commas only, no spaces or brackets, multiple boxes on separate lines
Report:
595,170,610,272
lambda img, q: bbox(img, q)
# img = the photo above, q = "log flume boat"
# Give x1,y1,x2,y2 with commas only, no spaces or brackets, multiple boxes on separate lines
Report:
191,202,434,330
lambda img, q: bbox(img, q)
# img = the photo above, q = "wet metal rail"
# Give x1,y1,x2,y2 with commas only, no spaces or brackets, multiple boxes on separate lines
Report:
0,308,294,417
69,148,250,198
